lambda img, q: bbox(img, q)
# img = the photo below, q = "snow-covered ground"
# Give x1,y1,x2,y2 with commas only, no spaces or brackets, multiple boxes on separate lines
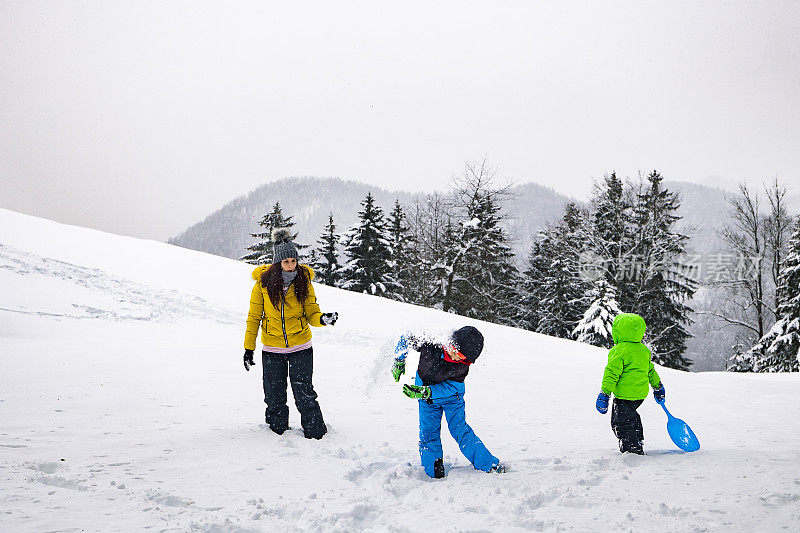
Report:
1,207,799,532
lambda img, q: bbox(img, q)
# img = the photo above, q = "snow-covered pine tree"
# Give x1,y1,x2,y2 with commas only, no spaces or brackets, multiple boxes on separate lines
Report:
587,172,635,309
340,193,399,297
732,217,800,372
529,203,592,339
462,192,520,325
240,202,305,264
306,247,320,274
426,213,460,309
386,200,417,302
631,171,695,370
311,214,342,287
573,278,621,348
519,236,549,332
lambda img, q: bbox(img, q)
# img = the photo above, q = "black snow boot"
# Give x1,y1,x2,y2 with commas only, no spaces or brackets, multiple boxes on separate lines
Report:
433,458,445,479
629,440,645,455
300,408,327,440
618,439,645,455
268,423,288,436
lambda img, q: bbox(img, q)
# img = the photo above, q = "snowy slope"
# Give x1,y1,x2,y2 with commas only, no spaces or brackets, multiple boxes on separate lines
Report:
1,207,799,532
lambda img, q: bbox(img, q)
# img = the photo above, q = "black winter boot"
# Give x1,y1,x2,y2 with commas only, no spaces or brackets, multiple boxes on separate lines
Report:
618,439,645,455
268,424,288,436
630,441,645,455
433,458,445,479
301,409,327,439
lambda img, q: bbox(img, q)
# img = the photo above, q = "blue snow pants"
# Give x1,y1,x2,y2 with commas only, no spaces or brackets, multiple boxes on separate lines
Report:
418,394,498,478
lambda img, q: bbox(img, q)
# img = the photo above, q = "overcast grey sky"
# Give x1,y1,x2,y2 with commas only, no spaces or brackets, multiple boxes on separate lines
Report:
2,1,799,240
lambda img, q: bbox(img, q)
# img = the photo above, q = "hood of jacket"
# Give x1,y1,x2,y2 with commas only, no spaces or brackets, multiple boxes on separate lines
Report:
611,313,646,344
251,264,316,282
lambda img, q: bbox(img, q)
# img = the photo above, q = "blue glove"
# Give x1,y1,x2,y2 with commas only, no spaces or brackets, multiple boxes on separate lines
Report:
596,392,610,414
395,335,409,358
653,383,665,403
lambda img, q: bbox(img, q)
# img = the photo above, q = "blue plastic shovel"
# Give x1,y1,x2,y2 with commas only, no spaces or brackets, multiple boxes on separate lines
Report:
658,401,700,452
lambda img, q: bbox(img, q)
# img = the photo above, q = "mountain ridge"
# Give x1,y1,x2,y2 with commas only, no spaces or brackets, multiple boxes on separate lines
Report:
168,176,735,261
167,176,578,261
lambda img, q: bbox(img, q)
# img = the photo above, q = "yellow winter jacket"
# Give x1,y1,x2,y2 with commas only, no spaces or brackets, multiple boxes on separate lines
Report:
244,264,324,351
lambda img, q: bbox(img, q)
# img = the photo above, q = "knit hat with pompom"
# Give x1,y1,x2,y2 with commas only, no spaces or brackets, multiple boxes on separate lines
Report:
272,228,298,263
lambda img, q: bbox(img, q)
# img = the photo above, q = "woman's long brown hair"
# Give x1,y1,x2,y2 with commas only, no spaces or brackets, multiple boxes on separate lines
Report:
261,263,310,310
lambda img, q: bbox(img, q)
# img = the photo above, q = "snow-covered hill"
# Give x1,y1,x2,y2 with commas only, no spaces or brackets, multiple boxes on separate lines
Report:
1,208,799,532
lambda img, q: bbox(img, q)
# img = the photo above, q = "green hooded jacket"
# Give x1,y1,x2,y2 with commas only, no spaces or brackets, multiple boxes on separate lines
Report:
600,313,662,400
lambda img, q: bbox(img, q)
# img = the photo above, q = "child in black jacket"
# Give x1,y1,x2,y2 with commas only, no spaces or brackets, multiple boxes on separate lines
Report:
393,326,504,478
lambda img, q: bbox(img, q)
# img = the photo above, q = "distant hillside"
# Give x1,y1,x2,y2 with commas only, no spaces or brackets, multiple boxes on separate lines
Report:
168,177,415,260
666,180,731,254
667,180,800,255
504,182,577,259
167,176,577,262
790,192,800,212
167,176,739,268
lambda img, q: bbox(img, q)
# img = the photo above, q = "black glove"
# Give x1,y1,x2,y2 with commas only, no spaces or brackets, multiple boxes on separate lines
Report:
243,349,255,371
321,312,338,326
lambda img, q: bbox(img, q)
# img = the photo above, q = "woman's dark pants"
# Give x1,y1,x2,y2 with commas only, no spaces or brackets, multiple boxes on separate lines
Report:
261,348,327,439
611,398,644,453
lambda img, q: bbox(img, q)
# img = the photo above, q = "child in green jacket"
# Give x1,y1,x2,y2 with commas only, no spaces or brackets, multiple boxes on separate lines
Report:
595,313,665,455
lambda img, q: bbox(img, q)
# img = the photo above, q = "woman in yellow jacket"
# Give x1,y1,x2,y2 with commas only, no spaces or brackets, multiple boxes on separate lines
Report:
243,229,338,439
